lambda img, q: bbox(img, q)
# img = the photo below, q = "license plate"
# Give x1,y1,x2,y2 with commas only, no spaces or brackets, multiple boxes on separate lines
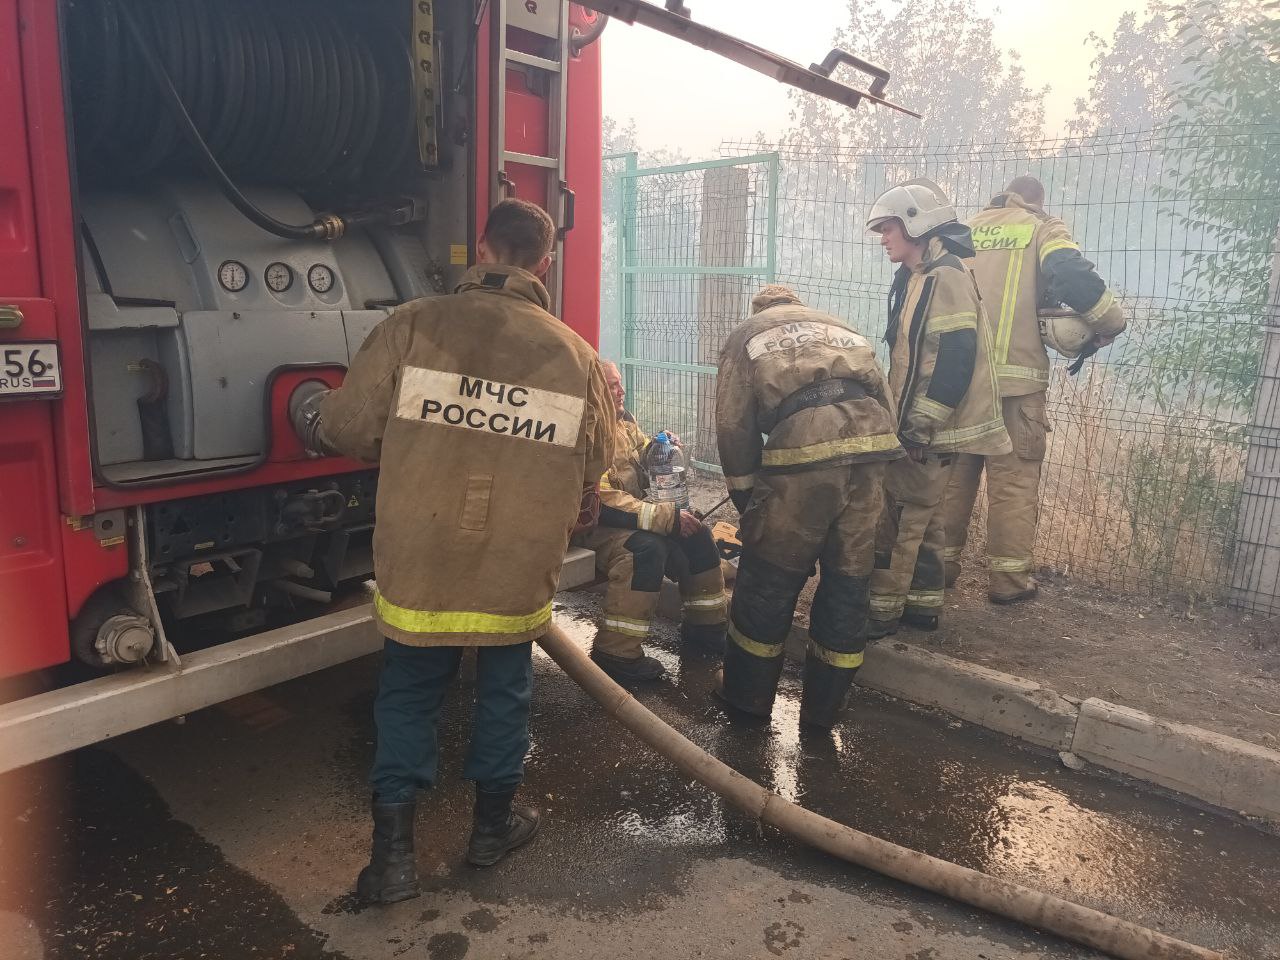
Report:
0,342,62,398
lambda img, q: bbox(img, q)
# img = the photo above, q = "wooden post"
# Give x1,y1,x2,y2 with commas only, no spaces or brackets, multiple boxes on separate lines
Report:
1230,224,1280,613
695,166,750,468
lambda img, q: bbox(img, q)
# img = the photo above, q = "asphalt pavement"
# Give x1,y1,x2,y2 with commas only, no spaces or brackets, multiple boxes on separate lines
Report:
1,590,1277,959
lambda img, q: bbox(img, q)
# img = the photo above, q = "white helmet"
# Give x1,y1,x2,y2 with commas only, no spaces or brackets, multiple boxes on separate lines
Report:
865,177,957,238
1038,309,1093,358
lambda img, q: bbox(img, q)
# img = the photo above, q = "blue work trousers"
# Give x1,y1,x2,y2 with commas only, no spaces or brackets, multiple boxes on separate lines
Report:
370,638,534,804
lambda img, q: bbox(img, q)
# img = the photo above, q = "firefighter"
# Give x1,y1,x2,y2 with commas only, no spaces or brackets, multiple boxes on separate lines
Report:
574,361,728,682
943,175,1126,603
291,199,615,904
865,179,1011,638
714,285,903,728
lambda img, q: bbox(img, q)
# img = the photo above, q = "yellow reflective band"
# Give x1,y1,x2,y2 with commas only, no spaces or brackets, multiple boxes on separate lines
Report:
933,417,1008,446
603,616,651,637
1038,237,1080,263
869,593,905,615
725,473,756,491
996,245,1025,364
728,623,784,659
1085,289,1116,323
684,595,727,609
375,591,552,636
761,432,901,467
599,475,616,490
912,396,952,423
807,639,865,669
906,589,944,608
928,311,977,334
943,546,963,560
638,502,657,531
990,556,1033,573
997,363,1050,384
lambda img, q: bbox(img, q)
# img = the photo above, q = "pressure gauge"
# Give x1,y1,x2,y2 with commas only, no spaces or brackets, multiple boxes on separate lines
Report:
218,260,248,293
265,262,293,293
307,263,335,294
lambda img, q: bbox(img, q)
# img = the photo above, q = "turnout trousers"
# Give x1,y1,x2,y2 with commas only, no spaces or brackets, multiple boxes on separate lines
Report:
943,393,1049,599
723,461,885,727
869,453,953,629
370,638,534,804
580,524,728,659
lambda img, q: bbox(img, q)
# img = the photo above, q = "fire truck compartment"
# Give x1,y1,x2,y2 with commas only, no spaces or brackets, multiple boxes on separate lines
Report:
79,182,435,479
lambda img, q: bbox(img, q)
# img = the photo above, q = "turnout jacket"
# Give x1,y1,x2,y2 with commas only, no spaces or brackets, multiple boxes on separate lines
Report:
595,415,680,535
968,192,1127,396
318,264,615,647
716,290,902,493
887,234,1011,455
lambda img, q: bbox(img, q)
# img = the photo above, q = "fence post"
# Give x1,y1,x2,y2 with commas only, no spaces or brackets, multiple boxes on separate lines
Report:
1230,223,1280,613
695,165,749,468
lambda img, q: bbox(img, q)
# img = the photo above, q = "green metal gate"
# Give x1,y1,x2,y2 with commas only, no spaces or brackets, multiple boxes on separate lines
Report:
603,153,779,473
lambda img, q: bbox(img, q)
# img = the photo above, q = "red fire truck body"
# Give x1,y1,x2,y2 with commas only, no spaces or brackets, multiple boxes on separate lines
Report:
0,0,903,769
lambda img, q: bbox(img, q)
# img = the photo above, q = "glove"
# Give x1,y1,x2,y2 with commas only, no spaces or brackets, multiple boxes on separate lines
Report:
290,380,335,456
571,483,601,538
729,489,752,516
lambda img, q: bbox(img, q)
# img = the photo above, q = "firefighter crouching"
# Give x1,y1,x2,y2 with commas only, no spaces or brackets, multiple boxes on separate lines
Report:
943,175,1126,603
865,179,1011,639
292,200,615,905
573,361,728,682
714,285,903,729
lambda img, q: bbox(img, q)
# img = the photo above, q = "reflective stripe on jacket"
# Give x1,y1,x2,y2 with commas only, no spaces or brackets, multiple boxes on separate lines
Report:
715,293,902,490
319,264,616,646
968,193,1127,396
887,237,1011,456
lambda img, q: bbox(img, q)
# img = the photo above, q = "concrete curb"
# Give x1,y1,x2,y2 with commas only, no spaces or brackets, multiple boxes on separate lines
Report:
649,580,1280,822
780,618,1280,824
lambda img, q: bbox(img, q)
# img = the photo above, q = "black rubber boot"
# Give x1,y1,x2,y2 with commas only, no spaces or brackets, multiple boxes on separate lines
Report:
356,798,421,905
900,611,940,631
466,786,541,867
591,649,666,681
681,621,727,654
865,618,898,640
799,653,858,730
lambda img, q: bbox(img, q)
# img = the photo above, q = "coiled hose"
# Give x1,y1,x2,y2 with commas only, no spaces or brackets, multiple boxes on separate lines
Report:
67,0,416,189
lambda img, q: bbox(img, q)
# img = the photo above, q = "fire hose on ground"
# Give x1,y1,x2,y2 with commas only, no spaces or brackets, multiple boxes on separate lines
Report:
536,623,1224,960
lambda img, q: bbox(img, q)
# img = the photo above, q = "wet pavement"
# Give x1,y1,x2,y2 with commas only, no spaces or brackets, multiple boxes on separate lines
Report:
1,589,1277,959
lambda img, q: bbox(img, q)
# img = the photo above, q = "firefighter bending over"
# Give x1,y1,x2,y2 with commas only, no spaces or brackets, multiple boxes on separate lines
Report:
943,175,1126,603
714,285,902,729
574,361,728,682
292,199,615,905
865,179,1010,638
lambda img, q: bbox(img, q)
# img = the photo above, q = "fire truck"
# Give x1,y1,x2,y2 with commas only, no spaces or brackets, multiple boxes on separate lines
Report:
0,0,907,771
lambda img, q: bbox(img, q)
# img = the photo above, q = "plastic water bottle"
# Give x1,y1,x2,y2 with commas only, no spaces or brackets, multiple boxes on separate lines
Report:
643,431,689,510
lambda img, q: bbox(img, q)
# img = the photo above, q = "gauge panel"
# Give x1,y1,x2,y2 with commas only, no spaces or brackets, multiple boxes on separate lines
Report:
265,262,293,293
218,260,248,292
307,263,335,294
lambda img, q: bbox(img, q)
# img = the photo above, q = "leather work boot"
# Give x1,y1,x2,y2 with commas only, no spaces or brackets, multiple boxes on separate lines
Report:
466,787,541,867
900,612,939,631
681,621,728,654
590,649,666,681
356,798,421,905
865,619,898,640
990,584,1038,606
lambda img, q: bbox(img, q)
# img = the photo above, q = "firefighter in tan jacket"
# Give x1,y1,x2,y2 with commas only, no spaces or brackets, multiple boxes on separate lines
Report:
574,361,728,682
865,179,1011,638
714,285,903,729
943,176,1126,603
292,200,615,906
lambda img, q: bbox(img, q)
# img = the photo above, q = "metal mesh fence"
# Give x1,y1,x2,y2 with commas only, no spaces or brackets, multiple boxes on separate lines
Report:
605,125,1280,611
